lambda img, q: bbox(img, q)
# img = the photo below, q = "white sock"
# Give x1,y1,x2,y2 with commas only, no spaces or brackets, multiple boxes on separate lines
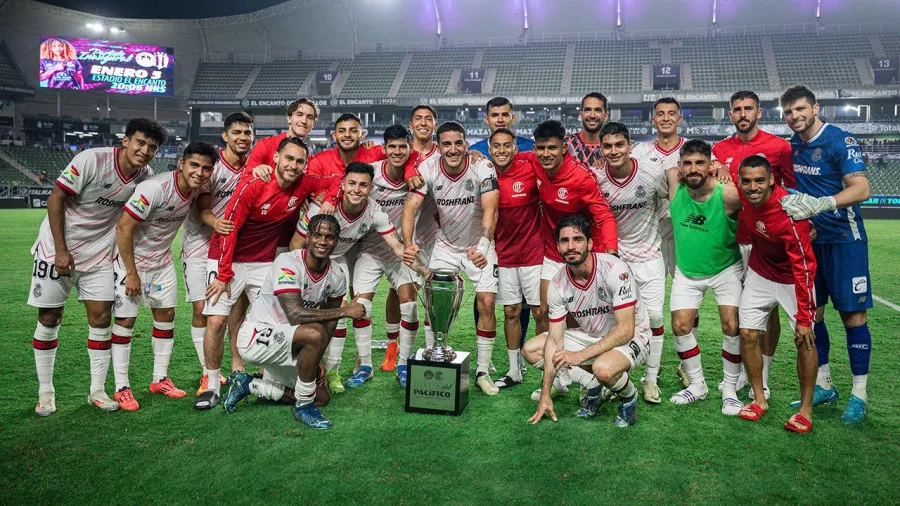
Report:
206,368,222,395
762,354,773,389
556,366,572,388
673,332,706,388
424,319,435,348
506,348,522,381
87,326,112,395
852,374,868,401
568,366,595,388
475,329,495,374
721,334,741,397
399,302,418,366
294,377,316,407
817,363,833,389
645,327,664,384
111,324,133,390
325,320,347,371
385,322,400,343
250,377,285,401
191,326,206,371
354,320,373,368
610,372,636,400
151,320,175,383
33,323,60,395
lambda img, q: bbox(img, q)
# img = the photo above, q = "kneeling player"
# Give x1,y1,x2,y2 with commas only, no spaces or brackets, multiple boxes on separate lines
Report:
226,215,366,428
526,216,651,427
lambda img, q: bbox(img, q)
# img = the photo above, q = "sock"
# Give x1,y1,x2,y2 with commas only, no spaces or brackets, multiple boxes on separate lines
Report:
151,321,175,383
556,366,572,388
673,332,705,388
506,348,522,381
720,334,741,396
399,302,419,366
475,328,496,374
814,320,832,387
294,377,316,407
33,323,60,395
385,322,400,343
761,354,773,389
568,366,595,388
645,326,665,383
191,326,206,370
817,363,832,390
111,324,133,390
250,377,285,401
424,317,435,348
354,319,373,368
518,305,531,349
87,326,112,395
611,372,636,400
206,368,222,395
325,322,347,371
846,324,871,401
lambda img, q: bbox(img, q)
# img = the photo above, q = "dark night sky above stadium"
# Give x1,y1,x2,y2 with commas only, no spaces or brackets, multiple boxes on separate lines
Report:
36,0,289,19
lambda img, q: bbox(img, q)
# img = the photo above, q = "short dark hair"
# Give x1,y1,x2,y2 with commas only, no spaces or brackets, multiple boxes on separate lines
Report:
436,121,467,141
489,127,516,144
532,120,567,143
599,122,630,144
286,98,320,119
308,214,341,237
125,117,167,145
181,141,217,164
680,139,712,160
383,124,411,144
554,214,592,242
739,154,772,174
486,97,512,112
345,161,375,180
410,104,437,120
334,113,361,129
581,92,608,110
730,90,760,108
653,96,680,111
780,85,817,108
276,136,309,155
223,111,254,132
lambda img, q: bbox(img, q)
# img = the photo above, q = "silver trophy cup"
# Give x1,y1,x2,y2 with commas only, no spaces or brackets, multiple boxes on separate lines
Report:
421,270,465,362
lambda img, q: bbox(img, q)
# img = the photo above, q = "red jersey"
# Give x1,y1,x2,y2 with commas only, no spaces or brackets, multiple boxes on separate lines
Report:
519,152,618,262
712,129,794,244
246,132,288,172
495,158,543,267
741,185,817,327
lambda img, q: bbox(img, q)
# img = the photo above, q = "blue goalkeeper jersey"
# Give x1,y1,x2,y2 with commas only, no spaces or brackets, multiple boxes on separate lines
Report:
470,135,533,156
790,123,867,244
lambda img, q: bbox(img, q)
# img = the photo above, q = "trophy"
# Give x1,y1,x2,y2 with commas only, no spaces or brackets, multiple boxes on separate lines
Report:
421,270,465,362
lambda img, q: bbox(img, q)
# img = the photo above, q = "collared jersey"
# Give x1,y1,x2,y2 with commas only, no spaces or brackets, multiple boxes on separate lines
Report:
181,150,246,260
297,198,395,258
495,158,543,267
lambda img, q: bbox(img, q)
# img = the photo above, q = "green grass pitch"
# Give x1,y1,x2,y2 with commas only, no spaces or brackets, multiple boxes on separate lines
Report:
1,209,899,504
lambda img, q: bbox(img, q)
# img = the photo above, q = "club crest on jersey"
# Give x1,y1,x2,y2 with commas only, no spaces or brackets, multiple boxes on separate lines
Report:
596,284,609,301
130,194,150,214
811,148,823,162
756,221,767,236
278,268,296,283
557,187,568,200
635,185,646,198
287,197,299,210
359,222,370,235
512,181,524,193
465,179,475,192
32,283,42,298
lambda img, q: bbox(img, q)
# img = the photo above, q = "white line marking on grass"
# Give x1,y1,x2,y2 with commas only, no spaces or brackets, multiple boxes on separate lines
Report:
874,295,900,313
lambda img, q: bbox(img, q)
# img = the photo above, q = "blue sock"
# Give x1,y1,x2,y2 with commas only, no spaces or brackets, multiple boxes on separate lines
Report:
814,320,830,367
519,305,531,348
846,324,871,376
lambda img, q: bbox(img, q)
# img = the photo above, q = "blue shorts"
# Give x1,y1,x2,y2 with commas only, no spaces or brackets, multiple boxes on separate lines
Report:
813,241,873,312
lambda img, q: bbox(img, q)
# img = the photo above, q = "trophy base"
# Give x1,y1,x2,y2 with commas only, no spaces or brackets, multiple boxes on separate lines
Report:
405,350,470,416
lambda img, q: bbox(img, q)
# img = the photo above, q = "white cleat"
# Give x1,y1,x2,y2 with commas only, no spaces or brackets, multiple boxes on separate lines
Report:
88,390,120,412
35,392,56,416
721,396,742,416
669,384,709,405
748,385,771,400
677,367,691,389
476,372,499,396
642,380,661,404
531,384,569,401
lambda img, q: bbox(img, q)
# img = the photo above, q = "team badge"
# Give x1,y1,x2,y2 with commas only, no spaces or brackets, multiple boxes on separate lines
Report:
273,331,285,344
359,222,370,235
596,284,609,301
32,283,42,298
852,276,868,294
756,221,767,235
635,185,646,198
465,179,475,191
512,181,524,193
114,295,123,309
325,283,332,294
287,197,299,210
811,148,823,162
558,187,568,200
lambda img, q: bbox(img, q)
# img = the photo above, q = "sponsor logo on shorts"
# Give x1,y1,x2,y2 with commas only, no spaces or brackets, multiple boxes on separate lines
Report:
274,331,285,344
114,295,123,309
32,283,42,298
852,276,868,294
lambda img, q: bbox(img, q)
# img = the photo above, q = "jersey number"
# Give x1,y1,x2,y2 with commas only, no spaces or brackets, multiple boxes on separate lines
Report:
32,260,61,281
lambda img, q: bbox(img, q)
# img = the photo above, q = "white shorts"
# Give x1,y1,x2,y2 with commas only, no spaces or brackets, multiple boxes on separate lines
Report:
739,268,808,331
353,252,417,295
428,242,498,293
182,257,213,303
113,259,179,317
540,256,564,281
497,265,542,306
27,256,114,308
739,243,752,280
561,326,651,369
670,262,743,311
626,256,665,313
237,321,298,369
203,260,270,316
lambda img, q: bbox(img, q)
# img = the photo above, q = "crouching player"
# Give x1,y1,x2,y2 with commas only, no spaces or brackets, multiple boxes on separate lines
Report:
736,156,818,433
226,215,366,428
526,215,650,427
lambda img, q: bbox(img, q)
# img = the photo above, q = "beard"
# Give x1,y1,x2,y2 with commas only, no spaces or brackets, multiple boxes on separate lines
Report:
563,248,589,266
735,118,757,134
582,120,603,134
338,141,360,153
684,172,708,190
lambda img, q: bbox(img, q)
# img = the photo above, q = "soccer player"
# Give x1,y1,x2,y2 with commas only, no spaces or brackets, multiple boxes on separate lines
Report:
595,122,668,404
526,215,650,426
488,128,543,389
245,98,319,174
28,117,166,415
565,92,609,168
180,112,254,394
112,142,217,409
469,97,535,154
665,140,744,415
735,156,817,433
778,85,873,424
401,121,501,396
226,214,366,429
289,161,428,391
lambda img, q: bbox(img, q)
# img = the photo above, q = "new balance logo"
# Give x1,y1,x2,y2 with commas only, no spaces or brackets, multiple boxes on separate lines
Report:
684,213,706,225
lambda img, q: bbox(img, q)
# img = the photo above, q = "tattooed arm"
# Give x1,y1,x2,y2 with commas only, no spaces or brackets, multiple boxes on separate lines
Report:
276,291,364,326
835,170,871,208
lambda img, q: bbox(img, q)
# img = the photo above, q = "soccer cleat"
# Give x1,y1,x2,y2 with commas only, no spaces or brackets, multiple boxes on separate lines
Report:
669,384,709,405
325,370,345,394
220,373,228,385
841,394,867,425
615,396,638,427
196,374,209,396
489,361,497,375
88,391,120,412
35,392,56,417
790,385,838,409
476,372,499,396
293,402,332,429
531,384,569,401
575,389,606,418
194,390,219,410
749,386,771,401
677,367,691,388
149,377,187,399
114,387,140,411
346,366,373,388
381,341,399,372
722,397,743,416
642,380,661,404
222,371,252,413
396,365,408,388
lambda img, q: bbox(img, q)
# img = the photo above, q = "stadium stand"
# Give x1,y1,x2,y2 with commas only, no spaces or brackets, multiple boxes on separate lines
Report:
247,59,338,98
771,34,873,89
191,63,256,98
0,40,29,89
0,156,24,184
571,39,660,94
670,35,770,91
0,145,74,177
398,48,477,97
482,42,567,95
338,52,407,97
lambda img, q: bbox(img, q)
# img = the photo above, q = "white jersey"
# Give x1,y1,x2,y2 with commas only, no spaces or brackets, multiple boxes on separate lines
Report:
548,252,649,339
117,171,201,270
597,157,667,263
415,144,440,245
359,160,407,262
414,155,498,252
297,198,395,258
181,150,245,260
32,147,153,273
631,137,684,221
247,249,347,326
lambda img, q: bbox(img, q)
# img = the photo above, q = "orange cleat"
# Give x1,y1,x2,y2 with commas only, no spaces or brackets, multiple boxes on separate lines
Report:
115,387,140,411
149,377,187,399
196,374,210,396
381,341,399,372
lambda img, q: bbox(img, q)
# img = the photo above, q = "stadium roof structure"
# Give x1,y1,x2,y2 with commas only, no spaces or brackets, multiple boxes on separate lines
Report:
33,0,290,19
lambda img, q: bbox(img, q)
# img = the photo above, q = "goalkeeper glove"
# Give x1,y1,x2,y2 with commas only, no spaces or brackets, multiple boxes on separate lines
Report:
779,192,837,220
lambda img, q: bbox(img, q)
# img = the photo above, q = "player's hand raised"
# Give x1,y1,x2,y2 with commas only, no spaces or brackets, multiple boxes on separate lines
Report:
206,279,231,306
251,164,274,182
406,175,424,191
794,324,815,351
214,218,234,235
124,272,143,297
344,302,366,320
466,248,488,269
403,244,420,266
55,249,75,277
528,395,557,424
